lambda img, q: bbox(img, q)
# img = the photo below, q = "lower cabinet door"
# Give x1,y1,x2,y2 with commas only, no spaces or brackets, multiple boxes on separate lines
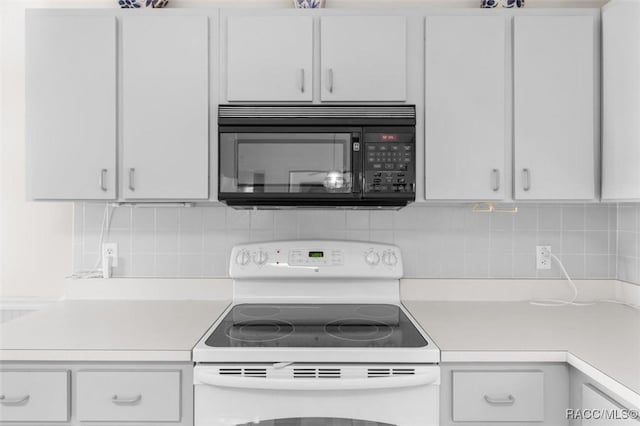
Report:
452,370,544,422
77,370,181,422
582,384,638,425
0,370,70,422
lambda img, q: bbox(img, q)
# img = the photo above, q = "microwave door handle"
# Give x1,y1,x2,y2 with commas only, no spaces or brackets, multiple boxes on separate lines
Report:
352,136,362,194
195,372,439,391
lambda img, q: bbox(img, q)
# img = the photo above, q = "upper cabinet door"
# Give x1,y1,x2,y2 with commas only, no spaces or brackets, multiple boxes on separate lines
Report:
425,16,506,200
602,1,640,201
513,16,596,200
122,16,209,200
26,15,116,200
226,16,312,102
321,16,407,102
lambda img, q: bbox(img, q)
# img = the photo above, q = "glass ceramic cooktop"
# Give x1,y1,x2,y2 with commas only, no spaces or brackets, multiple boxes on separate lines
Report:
205,304,428,348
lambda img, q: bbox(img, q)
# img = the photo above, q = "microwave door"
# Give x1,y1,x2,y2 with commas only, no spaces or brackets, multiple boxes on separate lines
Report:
219,129,361,204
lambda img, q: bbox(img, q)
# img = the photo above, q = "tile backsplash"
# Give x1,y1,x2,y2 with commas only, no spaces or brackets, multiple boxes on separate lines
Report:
616,204,640,284
73,203,617,280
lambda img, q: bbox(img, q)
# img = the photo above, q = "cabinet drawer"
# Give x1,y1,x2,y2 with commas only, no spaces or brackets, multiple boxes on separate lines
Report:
452,370,544,422
77,370,181,422
0,370,69,422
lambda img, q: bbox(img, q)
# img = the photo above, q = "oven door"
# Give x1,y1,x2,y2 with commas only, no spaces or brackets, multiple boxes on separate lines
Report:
194,365,439,426
218,127,362,207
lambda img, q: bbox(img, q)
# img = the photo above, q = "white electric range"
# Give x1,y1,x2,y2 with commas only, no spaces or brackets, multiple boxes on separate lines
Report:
193,240,440,426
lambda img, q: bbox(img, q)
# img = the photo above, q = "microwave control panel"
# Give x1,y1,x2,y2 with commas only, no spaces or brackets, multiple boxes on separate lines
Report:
363,130,415,196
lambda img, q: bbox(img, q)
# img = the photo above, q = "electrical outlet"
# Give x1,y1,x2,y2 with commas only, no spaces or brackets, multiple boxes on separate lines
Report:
102,243,118,267
536,245,551,270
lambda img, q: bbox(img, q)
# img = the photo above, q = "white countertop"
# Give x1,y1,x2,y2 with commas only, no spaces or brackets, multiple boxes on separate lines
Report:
0,300,230,362
403,301,640,408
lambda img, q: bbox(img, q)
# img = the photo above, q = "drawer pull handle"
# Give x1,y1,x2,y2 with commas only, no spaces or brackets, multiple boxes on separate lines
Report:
484,394,516,406
111,394,142,405
0,394,30,405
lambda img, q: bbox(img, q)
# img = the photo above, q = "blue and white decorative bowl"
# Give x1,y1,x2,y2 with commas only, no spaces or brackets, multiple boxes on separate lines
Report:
118,0,169,8
293,0,325,8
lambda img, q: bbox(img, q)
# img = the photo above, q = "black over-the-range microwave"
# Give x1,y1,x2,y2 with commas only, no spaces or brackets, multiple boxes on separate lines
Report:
217,105,416,209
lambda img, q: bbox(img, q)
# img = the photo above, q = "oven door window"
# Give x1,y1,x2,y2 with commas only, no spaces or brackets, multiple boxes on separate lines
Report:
237,419,394,426
220,133,353,194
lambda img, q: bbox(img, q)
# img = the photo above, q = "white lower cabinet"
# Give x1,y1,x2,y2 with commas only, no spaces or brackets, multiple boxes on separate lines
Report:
441,363,570,426
452,371,544,422
77,370,181,422
0,370,70,422
581,384,639,426
0,363,192,425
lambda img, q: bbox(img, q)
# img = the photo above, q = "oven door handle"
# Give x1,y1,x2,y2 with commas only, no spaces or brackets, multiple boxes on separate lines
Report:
195,371,439,391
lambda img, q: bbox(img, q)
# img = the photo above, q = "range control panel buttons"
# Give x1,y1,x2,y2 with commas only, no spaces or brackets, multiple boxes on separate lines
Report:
363,249,399,268
289,249,344,266
229,241,403,278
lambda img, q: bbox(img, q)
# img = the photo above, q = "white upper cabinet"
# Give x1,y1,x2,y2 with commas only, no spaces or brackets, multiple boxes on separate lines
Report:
425,16,506,200
226,16,313,102
602,0,640,201
122,16,209,200
513,16,596,200
320,16,407,102
26,15,116,200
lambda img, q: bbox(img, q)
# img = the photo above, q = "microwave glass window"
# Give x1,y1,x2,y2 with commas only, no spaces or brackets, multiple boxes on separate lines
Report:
220,133,352,194
237,419,394,426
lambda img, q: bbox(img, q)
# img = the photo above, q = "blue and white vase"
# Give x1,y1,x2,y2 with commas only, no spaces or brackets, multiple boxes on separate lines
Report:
502,0,525,7
118,0,169,8
293,0,325,8
480,0,500,8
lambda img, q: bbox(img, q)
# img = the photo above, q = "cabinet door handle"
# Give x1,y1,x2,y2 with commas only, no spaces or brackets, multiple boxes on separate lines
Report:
299,68,305,93
128,168,135,192
492,169,500,192
327,68,334,93
0,394,30,405
99,169,108,192
484,394,515,406
111,394,142,405
522,168,531,192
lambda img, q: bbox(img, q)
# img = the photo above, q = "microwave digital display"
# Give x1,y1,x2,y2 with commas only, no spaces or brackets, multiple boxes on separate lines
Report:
381,134,399,142
309,251,324,258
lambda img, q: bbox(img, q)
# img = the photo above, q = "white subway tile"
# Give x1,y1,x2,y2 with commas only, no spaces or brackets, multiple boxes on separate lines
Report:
562,205,585,231
514,206,537,230
464,253,489,278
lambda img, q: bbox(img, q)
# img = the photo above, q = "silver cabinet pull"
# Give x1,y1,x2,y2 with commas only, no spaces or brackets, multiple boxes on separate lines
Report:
492,169,500,192
299,68,305,93
0,394,30,405
522,168,531,192
327,68,334,93
111,394,142,405
484,394,515,406
128,168,135,192
99,169,108,192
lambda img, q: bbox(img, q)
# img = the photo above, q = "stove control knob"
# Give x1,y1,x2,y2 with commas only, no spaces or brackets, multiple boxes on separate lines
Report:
235,249,251,266
253,250,269,266
364,250,380,266
382,250,398,266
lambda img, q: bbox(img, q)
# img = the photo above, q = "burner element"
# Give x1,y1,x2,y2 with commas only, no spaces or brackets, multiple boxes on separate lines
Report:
325,318,394,342
225,320,294,343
